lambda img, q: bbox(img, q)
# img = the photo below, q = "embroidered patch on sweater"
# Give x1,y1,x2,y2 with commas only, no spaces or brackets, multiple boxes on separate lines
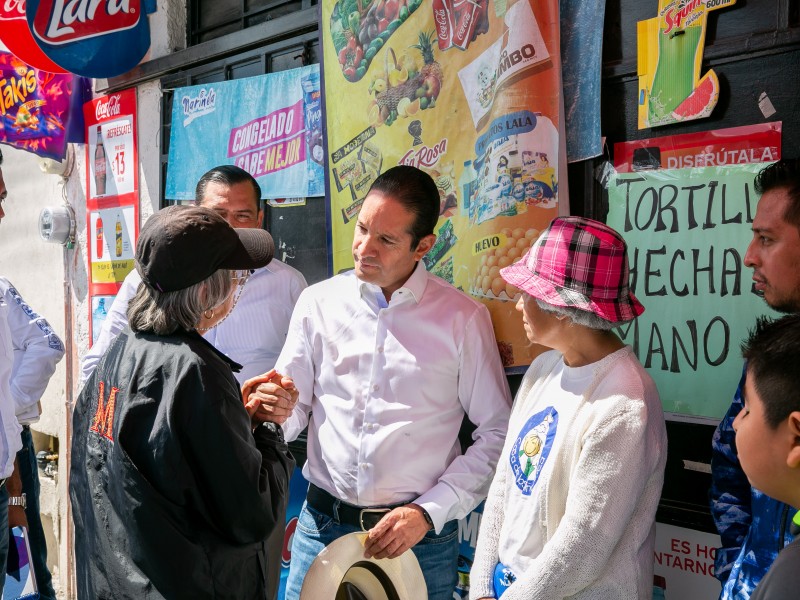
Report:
510,406,558,495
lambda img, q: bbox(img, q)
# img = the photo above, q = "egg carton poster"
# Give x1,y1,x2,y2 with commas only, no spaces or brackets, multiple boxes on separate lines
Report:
637,0,736,129
323,0,563,370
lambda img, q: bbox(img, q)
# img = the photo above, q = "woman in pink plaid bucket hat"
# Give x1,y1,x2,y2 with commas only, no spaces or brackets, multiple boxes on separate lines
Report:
470,217,667,600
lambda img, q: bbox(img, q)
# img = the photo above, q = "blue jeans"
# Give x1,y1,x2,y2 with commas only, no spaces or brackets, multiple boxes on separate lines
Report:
285,500,459,600
0,481,8,593
17,427,55,600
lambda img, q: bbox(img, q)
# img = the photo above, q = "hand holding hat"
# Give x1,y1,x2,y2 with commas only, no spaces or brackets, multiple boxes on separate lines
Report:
300,533,427,600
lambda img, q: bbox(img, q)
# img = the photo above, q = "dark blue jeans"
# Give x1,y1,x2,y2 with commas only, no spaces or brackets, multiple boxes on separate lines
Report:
18,427,55,600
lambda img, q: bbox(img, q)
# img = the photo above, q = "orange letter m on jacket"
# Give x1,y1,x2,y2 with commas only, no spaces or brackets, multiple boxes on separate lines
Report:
90,381,119,442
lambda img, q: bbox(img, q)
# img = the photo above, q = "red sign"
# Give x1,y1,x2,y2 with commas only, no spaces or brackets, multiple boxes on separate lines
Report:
32,0,141,45
0,0,67,72
614,122,782,173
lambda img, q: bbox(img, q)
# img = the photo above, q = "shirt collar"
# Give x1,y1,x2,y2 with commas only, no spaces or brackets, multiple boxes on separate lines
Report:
357,261,428,306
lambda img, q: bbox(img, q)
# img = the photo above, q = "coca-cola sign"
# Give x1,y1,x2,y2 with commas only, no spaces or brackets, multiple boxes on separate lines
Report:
95,94,121,120
0,0,68,72
32,0,140,45
0,0,25,21
26,0,156,78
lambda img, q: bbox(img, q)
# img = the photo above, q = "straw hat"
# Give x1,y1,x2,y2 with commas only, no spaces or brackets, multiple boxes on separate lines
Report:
300,533,428,600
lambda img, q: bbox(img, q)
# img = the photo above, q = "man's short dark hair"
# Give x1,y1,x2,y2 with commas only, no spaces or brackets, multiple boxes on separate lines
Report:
742,314,800,428
0,147,4,165
367,166,439,249
195,165,262,213
754,159,800,229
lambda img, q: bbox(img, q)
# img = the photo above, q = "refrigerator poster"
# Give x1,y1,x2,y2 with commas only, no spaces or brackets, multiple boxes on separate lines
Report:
637,0,736,129
83,88,139,345
606,162,779,420
165,65,324,200
323,0,565,370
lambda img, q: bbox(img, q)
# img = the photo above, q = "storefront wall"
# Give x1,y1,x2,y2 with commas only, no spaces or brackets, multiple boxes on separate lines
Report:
58,0,800,597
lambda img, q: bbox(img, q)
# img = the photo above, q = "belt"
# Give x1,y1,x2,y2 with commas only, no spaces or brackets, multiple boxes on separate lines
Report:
306,483,409,531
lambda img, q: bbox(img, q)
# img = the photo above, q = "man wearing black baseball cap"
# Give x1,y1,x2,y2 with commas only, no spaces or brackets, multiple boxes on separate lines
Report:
69,205,295,599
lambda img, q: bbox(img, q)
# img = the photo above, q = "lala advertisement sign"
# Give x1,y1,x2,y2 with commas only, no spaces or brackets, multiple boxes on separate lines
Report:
26,0,157,78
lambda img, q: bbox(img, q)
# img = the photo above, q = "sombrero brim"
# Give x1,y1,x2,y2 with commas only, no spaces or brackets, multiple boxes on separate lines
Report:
300,533,428,600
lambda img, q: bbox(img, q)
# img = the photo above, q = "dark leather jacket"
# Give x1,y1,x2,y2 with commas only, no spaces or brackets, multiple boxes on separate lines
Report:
70,328,293,599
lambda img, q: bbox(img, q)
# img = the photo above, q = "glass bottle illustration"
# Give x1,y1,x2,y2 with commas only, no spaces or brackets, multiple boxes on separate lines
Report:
115,216,122,257
95,215,104,259
94,127,107,197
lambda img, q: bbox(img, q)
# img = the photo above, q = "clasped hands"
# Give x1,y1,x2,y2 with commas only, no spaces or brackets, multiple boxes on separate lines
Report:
241,369,299,426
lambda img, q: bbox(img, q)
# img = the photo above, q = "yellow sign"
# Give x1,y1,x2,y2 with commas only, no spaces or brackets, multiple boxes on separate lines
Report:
90,259,135,284
637,0,735,129
323,0,562,368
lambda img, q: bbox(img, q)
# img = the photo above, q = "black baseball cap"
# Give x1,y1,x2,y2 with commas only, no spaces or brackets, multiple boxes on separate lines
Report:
135,205,274,293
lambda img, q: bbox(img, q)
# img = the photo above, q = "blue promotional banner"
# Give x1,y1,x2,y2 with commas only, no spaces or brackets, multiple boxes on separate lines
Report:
166,65,325,200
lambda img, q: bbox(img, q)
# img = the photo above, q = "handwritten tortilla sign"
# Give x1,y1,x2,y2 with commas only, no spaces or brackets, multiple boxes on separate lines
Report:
607,163,779,420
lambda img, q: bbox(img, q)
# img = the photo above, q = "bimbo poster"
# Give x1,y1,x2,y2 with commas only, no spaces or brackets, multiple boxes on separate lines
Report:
323,0,564,370
607,163,779,419
166,65,324,200
83,89,139,344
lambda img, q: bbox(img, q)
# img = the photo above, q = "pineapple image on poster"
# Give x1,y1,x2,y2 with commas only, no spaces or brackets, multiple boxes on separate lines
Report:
637,0,736,129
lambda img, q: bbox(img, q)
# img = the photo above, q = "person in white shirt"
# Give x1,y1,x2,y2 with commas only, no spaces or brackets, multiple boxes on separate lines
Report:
0,277,64,600
79,164,306,599
250,166,512,600
82,164,307,386
469,217,667,600
0,151,26,592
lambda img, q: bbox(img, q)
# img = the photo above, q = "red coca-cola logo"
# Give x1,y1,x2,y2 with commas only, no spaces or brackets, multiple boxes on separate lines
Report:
95,94,121,120
0,0,25,20
32,0,141,46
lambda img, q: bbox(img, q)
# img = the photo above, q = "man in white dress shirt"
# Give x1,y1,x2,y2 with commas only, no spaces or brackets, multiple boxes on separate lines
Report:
79,164,306,599
259,166,512,600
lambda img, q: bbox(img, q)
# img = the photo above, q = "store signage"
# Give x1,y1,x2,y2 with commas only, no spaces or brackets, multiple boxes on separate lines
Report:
607,162,780,419
83,88,139,345
166,65,324,200
637,0,736,129
26,0,157,78
323,0,564,371
614,123,782,173
0,0,67,72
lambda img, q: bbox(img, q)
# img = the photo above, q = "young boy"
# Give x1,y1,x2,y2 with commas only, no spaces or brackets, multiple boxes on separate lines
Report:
733,314,800,599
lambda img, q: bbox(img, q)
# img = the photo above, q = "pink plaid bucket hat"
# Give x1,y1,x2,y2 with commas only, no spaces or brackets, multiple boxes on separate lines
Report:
500,216,644,324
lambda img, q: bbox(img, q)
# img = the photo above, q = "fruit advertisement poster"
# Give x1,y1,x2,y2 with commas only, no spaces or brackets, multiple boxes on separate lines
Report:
323,0,564,370
606,163,779,420
637,0,736,129
83,88,139,345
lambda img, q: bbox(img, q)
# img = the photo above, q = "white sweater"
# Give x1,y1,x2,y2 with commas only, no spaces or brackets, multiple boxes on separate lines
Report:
470,347,667,600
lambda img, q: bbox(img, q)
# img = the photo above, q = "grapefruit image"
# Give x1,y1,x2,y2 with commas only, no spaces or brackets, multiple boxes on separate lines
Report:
671,72,719,122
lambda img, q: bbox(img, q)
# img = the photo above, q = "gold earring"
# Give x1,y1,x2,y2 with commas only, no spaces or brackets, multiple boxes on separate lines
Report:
203,308,214,320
